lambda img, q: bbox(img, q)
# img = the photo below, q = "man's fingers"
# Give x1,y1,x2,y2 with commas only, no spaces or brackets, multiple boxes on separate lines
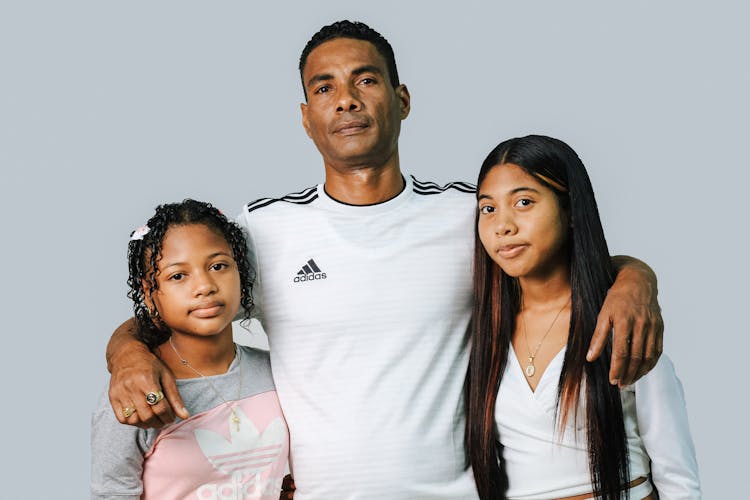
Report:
620,316,647,387
162,371,190,420
128,389,170,428
609,315,634,386
280,474,296,500
636,315,663,380
588,313,612,362
110,396,135,424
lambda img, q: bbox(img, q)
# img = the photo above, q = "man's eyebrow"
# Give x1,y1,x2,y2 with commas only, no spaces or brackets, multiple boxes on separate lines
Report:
306,73,334,89
306,65,384,89
352,65,383,77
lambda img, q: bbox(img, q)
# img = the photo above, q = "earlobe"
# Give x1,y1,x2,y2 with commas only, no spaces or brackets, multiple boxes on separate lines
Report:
300,103,312,139
141,280,156,315
396,84,411,119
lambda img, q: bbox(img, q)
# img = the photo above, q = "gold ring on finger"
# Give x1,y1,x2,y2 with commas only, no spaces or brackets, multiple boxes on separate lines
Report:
122,406,136,418
145,390,164,406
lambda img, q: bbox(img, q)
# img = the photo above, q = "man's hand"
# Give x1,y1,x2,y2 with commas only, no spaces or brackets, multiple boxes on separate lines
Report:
587,256,664,387
280,474,295,500
106,318,189,428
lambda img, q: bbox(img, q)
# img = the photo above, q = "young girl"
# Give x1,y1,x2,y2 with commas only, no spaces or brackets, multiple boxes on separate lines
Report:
466,136,700,500
91,199,289,499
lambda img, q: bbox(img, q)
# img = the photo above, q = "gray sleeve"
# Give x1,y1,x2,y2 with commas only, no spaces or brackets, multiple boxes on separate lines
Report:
90,388,157,500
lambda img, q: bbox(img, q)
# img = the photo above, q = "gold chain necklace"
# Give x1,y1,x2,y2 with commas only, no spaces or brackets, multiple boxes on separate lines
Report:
521,298,570,378
169,336,243,431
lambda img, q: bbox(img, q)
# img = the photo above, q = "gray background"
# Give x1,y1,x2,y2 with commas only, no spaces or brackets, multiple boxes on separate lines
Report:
1,1,746,497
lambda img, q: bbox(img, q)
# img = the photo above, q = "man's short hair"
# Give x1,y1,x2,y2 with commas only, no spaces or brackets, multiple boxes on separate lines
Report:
299,20,400,99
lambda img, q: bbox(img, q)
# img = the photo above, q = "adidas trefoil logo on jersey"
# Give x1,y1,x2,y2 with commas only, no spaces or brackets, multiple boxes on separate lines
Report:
293,258,327,283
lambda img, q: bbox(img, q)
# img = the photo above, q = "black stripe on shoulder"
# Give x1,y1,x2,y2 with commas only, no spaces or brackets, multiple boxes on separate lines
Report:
412,176,476,195
246,186,319,213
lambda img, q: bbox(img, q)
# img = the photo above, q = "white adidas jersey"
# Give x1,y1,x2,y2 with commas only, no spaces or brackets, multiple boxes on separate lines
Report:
237,175,479,499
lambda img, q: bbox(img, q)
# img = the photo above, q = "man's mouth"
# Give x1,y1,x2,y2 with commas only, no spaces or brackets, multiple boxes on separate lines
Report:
333,120,369,135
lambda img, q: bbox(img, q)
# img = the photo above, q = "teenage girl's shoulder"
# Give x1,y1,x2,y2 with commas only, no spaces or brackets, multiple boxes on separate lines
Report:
236,345,274,383
629,353,684,397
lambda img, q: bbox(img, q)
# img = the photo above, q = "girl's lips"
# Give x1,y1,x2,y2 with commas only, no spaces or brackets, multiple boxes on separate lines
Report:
190,303,224,318
497,244,527,259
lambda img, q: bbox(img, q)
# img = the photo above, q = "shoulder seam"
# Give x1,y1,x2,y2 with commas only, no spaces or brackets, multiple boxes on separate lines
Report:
246,186,318,213
411,176,476,195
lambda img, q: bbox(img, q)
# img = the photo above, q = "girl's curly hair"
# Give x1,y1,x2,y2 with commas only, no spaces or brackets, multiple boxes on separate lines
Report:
126,199,254,350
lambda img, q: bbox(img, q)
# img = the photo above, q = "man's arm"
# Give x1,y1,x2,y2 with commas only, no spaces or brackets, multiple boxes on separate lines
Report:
106,318,189,427
587,256,664,387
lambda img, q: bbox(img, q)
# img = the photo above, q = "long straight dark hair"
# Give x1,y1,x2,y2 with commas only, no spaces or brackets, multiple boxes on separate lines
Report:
465,135,629,500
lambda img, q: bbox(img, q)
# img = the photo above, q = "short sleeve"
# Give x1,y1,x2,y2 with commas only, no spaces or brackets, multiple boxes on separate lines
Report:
90,388,156,500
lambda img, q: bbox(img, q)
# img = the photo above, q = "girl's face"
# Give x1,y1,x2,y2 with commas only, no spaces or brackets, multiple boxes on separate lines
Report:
477,163,570,280
148,223,241,339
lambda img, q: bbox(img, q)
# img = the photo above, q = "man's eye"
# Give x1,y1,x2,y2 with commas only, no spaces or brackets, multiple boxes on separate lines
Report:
479,205,494,214
360,77,375,85
315,85,330,94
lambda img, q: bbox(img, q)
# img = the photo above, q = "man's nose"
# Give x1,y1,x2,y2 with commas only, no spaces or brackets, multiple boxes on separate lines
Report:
336,84,362,112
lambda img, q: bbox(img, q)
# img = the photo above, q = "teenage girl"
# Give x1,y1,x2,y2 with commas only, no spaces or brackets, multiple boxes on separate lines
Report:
91,199,289,499
465,136,700,500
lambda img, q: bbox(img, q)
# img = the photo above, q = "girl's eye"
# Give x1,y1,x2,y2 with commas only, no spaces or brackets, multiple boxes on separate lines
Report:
210,263,228,271
479,205,495,214
169,273,185,281
515,198,533,208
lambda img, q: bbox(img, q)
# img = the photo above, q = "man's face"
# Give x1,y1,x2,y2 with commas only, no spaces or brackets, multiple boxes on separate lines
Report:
300,38,410,170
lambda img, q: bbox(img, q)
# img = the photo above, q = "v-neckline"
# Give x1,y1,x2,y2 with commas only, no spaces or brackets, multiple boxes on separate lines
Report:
509,343,566,395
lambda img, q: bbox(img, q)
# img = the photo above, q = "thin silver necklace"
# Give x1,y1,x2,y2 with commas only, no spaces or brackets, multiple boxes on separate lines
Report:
169,336,243,431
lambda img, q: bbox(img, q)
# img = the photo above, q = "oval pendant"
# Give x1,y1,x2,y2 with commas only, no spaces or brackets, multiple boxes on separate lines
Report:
525,364,535,377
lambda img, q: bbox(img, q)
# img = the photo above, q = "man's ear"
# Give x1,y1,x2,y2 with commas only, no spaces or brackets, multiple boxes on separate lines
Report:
300,102,312,139
395,84,411,120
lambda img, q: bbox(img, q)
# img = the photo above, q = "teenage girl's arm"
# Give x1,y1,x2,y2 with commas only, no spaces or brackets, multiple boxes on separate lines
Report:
91,385,159,498
106,318,189,427
631,355,701,498
587,255,663,387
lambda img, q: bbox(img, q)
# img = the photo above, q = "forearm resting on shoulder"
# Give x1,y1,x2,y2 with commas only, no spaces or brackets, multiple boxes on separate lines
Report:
106,317,150,373
611,255,658,302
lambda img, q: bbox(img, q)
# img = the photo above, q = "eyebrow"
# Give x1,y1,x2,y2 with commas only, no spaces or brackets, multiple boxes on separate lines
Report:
352,64,383,78
161,252,233,271
306,72,334,89
305,65,384,89
477,186,541,201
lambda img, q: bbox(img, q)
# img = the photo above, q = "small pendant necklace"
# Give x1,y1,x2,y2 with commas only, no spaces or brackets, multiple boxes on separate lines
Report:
521,298,570,378
169,336,243,431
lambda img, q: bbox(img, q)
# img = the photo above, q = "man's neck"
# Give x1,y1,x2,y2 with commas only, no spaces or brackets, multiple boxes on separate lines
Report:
323,162,405,206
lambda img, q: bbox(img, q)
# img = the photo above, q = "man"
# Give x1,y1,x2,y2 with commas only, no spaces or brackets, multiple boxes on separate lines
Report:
106,21,662,499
